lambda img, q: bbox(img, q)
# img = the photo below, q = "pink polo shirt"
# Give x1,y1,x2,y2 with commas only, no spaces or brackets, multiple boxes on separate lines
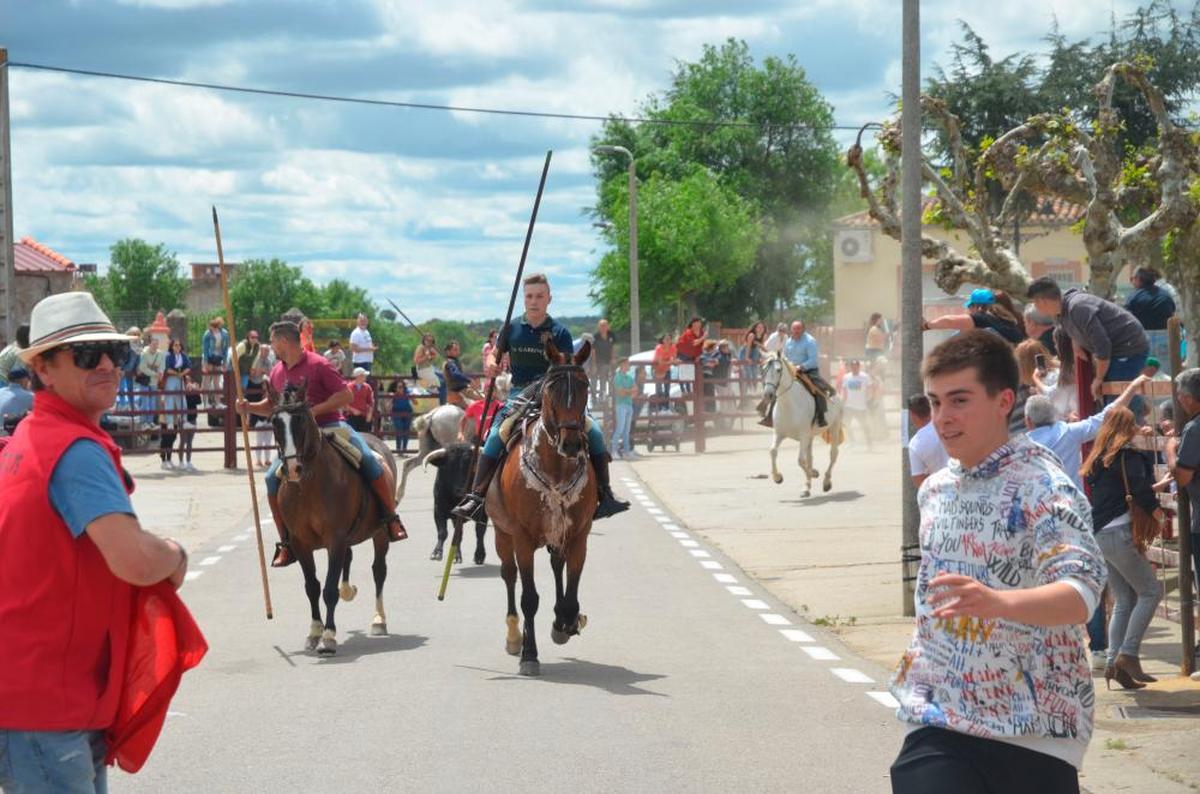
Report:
269,351,347,425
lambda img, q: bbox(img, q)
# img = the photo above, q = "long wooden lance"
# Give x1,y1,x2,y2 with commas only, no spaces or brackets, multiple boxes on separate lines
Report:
438,149,553,601
213,206,274,620
384,298,426,337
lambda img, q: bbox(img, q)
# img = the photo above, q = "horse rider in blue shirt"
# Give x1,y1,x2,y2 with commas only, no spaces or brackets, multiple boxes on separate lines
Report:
453,273,630,522
758,320,833,428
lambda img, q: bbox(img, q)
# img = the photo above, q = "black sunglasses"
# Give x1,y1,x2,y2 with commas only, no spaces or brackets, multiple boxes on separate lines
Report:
50,341,133,370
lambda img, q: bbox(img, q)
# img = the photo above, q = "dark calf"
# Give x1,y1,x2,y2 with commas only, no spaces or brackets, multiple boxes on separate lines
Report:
423,443,488,565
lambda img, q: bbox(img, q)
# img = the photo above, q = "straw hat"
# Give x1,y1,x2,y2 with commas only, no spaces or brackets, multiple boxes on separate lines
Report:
19,292,131,363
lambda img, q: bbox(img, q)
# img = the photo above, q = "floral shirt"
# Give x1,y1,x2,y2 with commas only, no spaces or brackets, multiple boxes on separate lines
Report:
890,436,1106,770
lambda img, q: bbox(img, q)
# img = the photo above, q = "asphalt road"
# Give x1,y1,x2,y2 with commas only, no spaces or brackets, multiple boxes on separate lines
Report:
117,461,903,793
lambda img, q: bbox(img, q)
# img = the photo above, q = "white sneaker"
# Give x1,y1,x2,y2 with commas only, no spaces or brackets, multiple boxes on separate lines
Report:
625,450,641,459
181,421,196,430
184,462,197,472
1092,650,1108,671
161,460,174,471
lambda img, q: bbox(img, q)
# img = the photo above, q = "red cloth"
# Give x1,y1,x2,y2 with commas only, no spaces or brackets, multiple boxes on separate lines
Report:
465,399,501,438
269,351,347,424
676,329,703,360
0,391,134,730
348,381,375,417
106,582,207,773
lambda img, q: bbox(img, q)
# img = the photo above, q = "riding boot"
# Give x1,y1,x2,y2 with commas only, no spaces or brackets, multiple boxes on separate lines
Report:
452,454,500,523
813,393,828,428
591,453,630,519
757,396,775,428
267,492,296,568
368,474,408,541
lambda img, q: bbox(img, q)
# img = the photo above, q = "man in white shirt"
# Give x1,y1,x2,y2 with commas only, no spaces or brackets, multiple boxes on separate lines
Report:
349,313,377,373
839,359,872,450
762,322,787,354
906,394,949,487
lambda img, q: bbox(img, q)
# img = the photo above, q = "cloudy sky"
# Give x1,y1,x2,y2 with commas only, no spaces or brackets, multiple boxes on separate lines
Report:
3,0,1144,322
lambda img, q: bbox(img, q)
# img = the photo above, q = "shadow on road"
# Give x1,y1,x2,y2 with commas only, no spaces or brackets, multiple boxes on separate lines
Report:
458,658,668,696
276,632,429,665
780,490,865,507
452,563,501,579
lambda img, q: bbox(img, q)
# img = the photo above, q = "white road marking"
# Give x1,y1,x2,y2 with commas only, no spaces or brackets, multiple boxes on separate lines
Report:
713,573,738,584
700,561,724,570
741,599,769,610
217,545,237,552
199,556,222,566
800,646,840,661
646,507,664,515
233,534,251,542
726,586,752,596
688,549,711,558
663,523,681,531
184,571,204,582
679,539,699,548
831,668,875,684
654,516,672,524
670,531,690,539
867,691,900,709
760,613,791,626
779,628,815,643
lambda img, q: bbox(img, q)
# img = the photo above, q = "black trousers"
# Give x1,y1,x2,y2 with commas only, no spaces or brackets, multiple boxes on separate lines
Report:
346,415,369,433
891,728,1078,794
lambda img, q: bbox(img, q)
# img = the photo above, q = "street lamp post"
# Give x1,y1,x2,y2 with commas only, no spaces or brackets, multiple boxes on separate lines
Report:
593,145,640,354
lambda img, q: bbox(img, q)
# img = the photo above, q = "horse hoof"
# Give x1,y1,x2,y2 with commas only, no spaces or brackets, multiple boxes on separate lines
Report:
370,622,387,637
318,640,337,656
430,547,443,561
823,481,832,493
518,660,540,677
505,639,521,656
305,636,320,651
338,582,357,602
577,614,588,631
772,473,783,484
474,548,486,565
551,627,570,645
801,491,811,499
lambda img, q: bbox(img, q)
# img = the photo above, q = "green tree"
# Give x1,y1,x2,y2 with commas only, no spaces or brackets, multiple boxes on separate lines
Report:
229,258,323,334
84,239,189,318
592,168,761,333
591,39,840,331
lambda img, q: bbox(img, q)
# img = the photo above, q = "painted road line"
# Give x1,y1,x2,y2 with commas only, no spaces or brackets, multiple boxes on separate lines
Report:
831,668,875,684
759,613,791,626
679,539,699,548
199,556,222,566
670,531,690,539
233,534,251,542
726,586,752,596
217,545,237,553
663,523,681,531
741,599,769,610
800,646,840,661
779,628,815,643
713,573,738,584
867,691,900,709
184,571,204,582
646,507,664,515
700,560,724,570
688,549,711,558
653,516,672,524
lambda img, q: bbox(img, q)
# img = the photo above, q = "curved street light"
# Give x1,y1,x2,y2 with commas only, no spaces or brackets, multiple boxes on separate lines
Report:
593,144,640,354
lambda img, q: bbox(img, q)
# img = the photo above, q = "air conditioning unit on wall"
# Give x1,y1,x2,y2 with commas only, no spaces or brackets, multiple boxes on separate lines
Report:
836,229,872,263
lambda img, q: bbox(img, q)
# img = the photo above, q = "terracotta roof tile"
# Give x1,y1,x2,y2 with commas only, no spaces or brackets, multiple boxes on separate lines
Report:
834,196,1085,229
14,237,77,273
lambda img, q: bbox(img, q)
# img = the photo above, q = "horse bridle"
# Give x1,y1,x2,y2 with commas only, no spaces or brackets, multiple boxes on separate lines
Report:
272,400,320,476
540,364,589,437
762,355,795,399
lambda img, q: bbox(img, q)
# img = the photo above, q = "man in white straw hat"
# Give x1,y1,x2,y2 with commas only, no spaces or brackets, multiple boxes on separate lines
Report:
0,292,190,791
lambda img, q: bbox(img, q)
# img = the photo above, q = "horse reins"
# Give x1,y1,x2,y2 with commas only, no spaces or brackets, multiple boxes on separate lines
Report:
540,364,588,436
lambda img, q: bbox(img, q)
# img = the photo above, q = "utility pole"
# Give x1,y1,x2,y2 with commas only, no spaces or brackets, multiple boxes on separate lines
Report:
0,49,15,345
900,2,922,617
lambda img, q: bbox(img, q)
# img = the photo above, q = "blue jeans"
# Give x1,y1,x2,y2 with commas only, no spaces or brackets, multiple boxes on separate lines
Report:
1086,602,1107,652
1103,351,1149,410
611,402,633,455
392,414,412,452
265,420,383,496
0,729,107,793
1096,522,1162,661
481,392,608,461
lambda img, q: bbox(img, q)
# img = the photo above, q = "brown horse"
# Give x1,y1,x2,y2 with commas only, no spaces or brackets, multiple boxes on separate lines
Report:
270,382,400,655
485,337,598,676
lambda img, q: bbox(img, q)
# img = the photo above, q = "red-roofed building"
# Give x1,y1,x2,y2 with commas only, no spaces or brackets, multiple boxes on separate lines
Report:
830,198,1088,357
13,237,80,325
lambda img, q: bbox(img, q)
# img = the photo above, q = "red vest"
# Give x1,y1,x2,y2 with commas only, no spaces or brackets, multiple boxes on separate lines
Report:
0,391,135,730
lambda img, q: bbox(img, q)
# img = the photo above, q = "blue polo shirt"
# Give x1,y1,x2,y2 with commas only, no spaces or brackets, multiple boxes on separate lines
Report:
49,439,135,538
783,333,819,371
506,315,574,389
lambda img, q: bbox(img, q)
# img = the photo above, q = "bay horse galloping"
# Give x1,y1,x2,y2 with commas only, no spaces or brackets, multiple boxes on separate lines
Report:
485,338,597,676
271,382,398,655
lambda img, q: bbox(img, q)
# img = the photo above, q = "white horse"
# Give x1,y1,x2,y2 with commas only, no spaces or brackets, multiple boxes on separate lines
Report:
760,352,843,498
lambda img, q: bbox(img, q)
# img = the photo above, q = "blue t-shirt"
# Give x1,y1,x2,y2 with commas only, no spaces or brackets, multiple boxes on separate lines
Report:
0,384,33,418
613,369,636,407
506,315,574,389
49,439,135,538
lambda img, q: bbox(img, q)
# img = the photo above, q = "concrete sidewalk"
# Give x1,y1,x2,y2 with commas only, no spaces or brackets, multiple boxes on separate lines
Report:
629,430,1200,793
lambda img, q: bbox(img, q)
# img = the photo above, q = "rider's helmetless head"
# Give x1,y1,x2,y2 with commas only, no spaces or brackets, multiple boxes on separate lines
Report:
269,321,303,365
790,321,805,338
523,273,551,323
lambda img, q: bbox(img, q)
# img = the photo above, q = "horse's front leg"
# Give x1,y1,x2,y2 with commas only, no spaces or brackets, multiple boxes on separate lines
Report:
497,529,521,657
318,544,347,655
515,539,540,676
370,533,389,636
551,536,588,645
769,433,783,484
797,440,812,498
296,549,323,652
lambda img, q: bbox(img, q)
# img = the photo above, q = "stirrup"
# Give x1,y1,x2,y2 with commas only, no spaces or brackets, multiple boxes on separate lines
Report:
594,488,630,520
452,493,487,523
386,514,408,542
271,542,296,568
